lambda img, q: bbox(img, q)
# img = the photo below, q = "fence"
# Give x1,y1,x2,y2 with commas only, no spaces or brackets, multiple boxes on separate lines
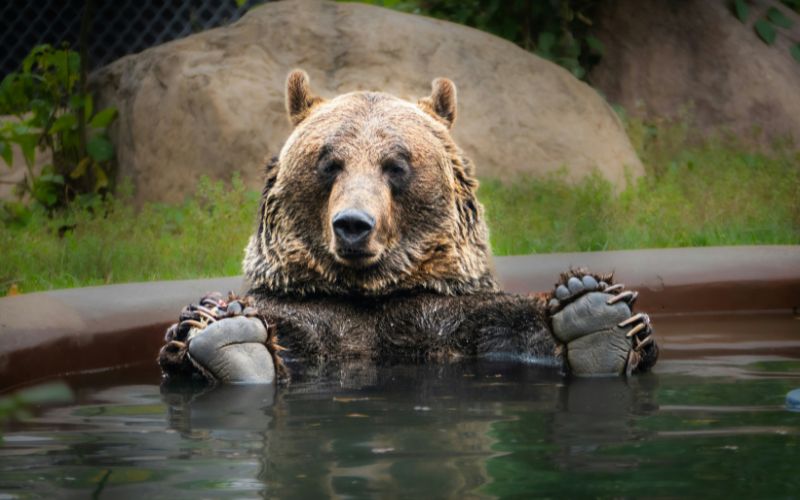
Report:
0,0,267,77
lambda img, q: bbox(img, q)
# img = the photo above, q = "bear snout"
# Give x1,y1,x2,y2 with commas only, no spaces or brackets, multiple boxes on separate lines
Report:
333,209,375,246
331,208,381,264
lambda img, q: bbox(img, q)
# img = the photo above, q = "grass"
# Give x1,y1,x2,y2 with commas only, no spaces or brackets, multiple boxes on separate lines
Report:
0,176,259,295
1,121,798,296
483,120,800,253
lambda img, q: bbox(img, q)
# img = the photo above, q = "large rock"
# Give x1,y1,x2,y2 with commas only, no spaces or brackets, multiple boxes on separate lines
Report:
589,0,800,143
90,0,642,204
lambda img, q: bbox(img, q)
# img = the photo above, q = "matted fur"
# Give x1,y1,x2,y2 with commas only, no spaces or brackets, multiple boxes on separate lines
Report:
244,74,496,297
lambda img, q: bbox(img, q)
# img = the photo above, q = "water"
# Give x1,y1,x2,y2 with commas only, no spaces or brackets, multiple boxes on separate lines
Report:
1,314,799,498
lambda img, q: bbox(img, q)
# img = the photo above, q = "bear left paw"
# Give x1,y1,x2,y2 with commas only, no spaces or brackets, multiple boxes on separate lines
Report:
548,271,658,376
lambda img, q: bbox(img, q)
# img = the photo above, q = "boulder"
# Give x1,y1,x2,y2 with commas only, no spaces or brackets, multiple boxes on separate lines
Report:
90,0,643,204
589,0,800,143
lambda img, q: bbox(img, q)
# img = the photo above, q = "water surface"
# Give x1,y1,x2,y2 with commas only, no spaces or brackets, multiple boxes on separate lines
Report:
1,312,799,498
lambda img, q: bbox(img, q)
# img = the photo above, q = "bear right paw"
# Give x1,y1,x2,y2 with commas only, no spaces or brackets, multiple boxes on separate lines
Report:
158,292,282,385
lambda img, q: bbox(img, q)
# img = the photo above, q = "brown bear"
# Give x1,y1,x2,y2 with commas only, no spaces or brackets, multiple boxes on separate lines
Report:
158,70,658,385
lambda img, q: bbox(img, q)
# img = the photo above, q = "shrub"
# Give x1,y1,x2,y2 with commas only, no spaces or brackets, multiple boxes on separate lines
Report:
0,44,117,226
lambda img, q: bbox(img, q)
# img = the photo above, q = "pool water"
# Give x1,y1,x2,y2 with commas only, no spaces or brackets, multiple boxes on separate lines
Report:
1,314,799,498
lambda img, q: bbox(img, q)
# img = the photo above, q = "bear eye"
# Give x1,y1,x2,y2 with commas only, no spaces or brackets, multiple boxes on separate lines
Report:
382,158,410,188
317,158,343,180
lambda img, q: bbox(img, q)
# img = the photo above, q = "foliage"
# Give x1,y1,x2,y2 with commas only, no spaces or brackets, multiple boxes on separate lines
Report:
1,126,798,296
345,0,603,79
732,0,800,63
780,0,800,13
0,44,117,226
354,1,800,72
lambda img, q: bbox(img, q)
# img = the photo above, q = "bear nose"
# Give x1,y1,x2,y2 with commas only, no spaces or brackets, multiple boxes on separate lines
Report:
332,209,375,247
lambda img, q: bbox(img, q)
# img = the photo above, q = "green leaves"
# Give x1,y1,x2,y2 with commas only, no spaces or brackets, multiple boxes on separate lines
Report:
70,93,93,118
32,172,63,207
731,0,793,30
51,113,77,133
745,3,797,60
536,31,556,58
754,18,777,44
0,43,118,223
70,157,91,179
93,163,109,190
87,135,114,162
0,140,11,167
0,200,32,228
14,131,38,167
734,0,749,22
90,108,117,129
791,43,800,62
585,35,604,56
767,6,793,28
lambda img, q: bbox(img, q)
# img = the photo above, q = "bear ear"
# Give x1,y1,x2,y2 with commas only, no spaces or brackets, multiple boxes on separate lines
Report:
285,69,325,127
418,78,457,128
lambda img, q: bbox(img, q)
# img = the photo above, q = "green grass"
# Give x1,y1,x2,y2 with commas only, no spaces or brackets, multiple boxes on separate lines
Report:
0,176,260,295
1,124,798,296
483,127,800,253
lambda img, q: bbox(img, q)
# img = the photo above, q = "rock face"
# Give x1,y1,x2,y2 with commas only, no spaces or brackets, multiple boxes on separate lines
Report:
589,0,800,143
90,0,642,204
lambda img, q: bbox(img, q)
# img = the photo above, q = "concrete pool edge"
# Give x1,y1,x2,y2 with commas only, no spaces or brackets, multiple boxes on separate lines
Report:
1,245,798,390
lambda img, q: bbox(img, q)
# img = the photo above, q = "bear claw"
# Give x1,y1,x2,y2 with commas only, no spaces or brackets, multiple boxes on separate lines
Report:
182,319,207,330
607,290,638,305
617,312,653,348
618,312,647,328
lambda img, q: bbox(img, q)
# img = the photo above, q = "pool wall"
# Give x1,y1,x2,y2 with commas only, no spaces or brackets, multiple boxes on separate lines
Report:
1,246,798,390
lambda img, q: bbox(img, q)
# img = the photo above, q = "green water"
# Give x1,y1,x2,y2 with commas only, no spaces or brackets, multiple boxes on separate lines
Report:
1,359,798,499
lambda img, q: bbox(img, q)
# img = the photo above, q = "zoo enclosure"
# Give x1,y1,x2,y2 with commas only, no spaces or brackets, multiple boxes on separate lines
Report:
0,0,268,77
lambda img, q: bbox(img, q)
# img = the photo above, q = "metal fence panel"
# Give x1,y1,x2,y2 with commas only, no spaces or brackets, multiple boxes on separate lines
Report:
0,0,267,77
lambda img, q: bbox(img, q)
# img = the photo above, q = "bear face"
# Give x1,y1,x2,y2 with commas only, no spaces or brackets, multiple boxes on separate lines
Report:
244,71,497,297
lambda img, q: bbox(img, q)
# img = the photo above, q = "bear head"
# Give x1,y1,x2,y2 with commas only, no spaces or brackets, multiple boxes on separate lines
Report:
244,70,496,297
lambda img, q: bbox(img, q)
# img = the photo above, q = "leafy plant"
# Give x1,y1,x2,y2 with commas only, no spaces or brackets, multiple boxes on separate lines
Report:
347,0,603,79
731,0,799,62
0,44,117,226
734,0,750,22
754,17,778,44
767,5,794,27
791,42,800,61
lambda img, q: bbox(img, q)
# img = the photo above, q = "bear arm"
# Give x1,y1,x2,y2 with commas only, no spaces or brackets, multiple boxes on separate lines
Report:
447,292,563,365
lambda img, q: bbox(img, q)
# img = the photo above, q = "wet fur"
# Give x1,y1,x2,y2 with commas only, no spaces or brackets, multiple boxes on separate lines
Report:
256,292,560,373
242,72,562,371
244,84,494,297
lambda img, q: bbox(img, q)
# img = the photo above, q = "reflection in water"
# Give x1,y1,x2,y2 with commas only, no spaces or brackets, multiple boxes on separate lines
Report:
0,359,799,498
163,384,276,434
